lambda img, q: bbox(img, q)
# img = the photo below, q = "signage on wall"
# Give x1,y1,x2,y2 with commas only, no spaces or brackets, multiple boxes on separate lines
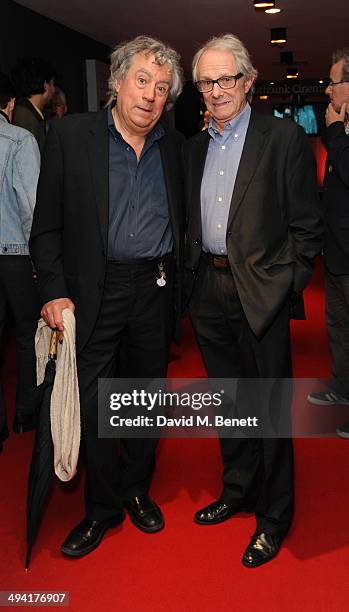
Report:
255,81,327,96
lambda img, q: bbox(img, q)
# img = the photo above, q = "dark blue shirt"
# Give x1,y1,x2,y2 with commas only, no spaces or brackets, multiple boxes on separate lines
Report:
107,106,173,260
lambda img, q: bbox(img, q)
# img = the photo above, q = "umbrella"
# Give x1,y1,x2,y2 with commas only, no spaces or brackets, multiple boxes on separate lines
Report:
25,330,62,571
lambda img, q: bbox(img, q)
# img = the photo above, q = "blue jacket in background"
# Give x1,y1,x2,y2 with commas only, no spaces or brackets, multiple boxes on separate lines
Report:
0,112,40,255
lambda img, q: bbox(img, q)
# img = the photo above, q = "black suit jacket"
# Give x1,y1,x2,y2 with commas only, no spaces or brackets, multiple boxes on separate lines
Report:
30,109,185,352
12,98,46,155
184,110,323,339
322,121,349,274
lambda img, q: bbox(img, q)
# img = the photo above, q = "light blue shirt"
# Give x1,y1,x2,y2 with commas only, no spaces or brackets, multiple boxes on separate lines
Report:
201,103,251,255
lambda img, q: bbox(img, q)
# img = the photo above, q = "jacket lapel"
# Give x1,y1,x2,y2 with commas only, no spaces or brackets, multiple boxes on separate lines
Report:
159,133,180,249
227,110,270,228
86,110,109,251
190,131,210,236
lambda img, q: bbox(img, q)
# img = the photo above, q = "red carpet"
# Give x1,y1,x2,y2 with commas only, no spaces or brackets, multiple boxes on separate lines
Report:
1,258,349,611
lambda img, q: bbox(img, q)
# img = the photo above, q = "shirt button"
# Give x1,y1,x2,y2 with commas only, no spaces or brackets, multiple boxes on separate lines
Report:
217,224,222,229
129,233,134,238
220,249,225,254
219,170,224,176
234,133,238,138
218,197,223,202
221,145,226,150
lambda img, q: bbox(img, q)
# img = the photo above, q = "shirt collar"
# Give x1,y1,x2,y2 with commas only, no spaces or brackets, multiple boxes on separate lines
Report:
28,98,44,120
107,104,164,145
0,110,10,123
208,102,251,141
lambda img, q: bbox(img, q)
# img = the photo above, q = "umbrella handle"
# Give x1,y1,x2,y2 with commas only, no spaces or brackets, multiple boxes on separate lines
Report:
48,330,63,359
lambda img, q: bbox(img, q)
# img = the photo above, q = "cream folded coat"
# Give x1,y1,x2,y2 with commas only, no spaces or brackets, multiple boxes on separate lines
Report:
35,309,80,482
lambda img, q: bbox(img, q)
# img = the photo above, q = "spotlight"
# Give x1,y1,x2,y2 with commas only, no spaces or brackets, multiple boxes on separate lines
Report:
270,27,287,44
286,68,299,79
254,1,275,7
265,1,281,13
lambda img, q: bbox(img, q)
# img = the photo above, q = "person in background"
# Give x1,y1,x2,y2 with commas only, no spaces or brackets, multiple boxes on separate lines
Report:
11,57,56,155
0,72,40,451
48,86,68,120
307,48,349,438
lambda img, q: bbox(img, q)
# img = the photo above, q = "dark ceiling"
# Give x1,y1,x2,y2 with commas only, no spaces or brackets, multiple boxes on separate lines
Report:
16,0,349,80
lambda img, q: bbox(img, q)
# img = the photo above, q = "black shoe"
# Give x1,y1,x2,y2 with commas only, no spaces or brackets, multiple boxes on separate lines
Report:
242,532,282,568
124,495,164,533
13,412,36,433
194,499,244,525
61,514,125,557
336,421,349,439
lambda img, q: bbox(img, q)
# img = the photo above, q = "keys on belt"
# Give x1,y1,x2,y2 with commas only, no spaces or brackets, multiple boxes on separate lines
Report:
202,252,230,269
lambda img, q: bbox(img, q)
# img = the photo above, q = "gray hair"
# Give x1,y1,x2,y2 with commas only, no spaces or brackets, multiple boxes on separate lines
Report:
53,86,67,106
192,34,258,103
332,48,349,81
107,35,184,110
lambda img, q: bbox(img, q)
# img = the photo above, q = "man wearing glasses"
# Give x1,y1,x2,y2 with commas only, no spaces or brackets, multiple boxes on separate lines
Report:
184,34,322,567
308,49,349,433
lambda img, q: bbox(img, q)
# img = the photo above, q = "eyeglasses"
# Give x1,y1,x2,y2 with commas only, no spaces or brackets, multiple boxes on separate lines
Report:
195,73,243,93
327,79,349,87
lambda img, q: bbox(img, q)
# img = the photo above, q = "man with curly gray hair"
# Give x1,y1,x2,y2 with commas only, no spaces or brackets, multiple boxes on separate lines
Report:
30,35,185,557
184,34,322,567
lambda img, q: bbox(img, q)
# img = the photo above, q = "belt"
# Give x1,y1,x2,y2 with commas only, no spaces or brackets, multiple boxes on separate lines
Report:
107,252,173,266
202,251,230,269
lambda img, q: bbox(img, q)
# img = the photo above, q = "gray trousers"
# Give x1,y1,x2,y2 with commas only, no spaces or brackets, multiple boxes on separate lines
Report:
326,268,349,398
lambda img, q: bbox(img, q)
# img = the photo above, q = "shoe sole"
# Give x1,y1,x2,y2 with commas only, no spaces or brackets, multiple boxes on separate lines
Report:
60,514,125,557
307,395,349,406
336,428,349,439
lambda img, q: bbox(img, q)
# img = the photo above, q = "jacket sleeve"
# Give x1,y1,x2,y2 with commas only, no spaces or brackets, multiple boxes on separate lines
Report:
29,123,69,305
322,121,349,188
12,133,40,244
285,124,323,294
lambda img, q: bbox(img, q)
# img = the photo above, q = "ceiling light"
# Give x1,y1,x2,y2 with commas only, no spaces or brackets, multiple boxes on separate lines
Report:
270,27,287,44
319,79,324,84
265,2,281,13
254,1,275,7
286,68,299,79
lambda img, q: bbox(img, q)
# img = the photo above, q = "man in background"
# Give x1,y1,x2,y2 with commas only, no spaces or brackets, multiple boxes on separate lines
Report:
12,57,56,154
307,49,349,438
0,72,40,451
48,86,67,120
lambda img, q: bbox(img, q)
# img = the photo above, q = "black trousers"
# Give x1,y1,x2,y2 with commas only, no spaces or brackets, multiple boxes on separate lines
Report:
325,268,349,399
79,256,174,521
0,256,40,433
190,256,294,537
